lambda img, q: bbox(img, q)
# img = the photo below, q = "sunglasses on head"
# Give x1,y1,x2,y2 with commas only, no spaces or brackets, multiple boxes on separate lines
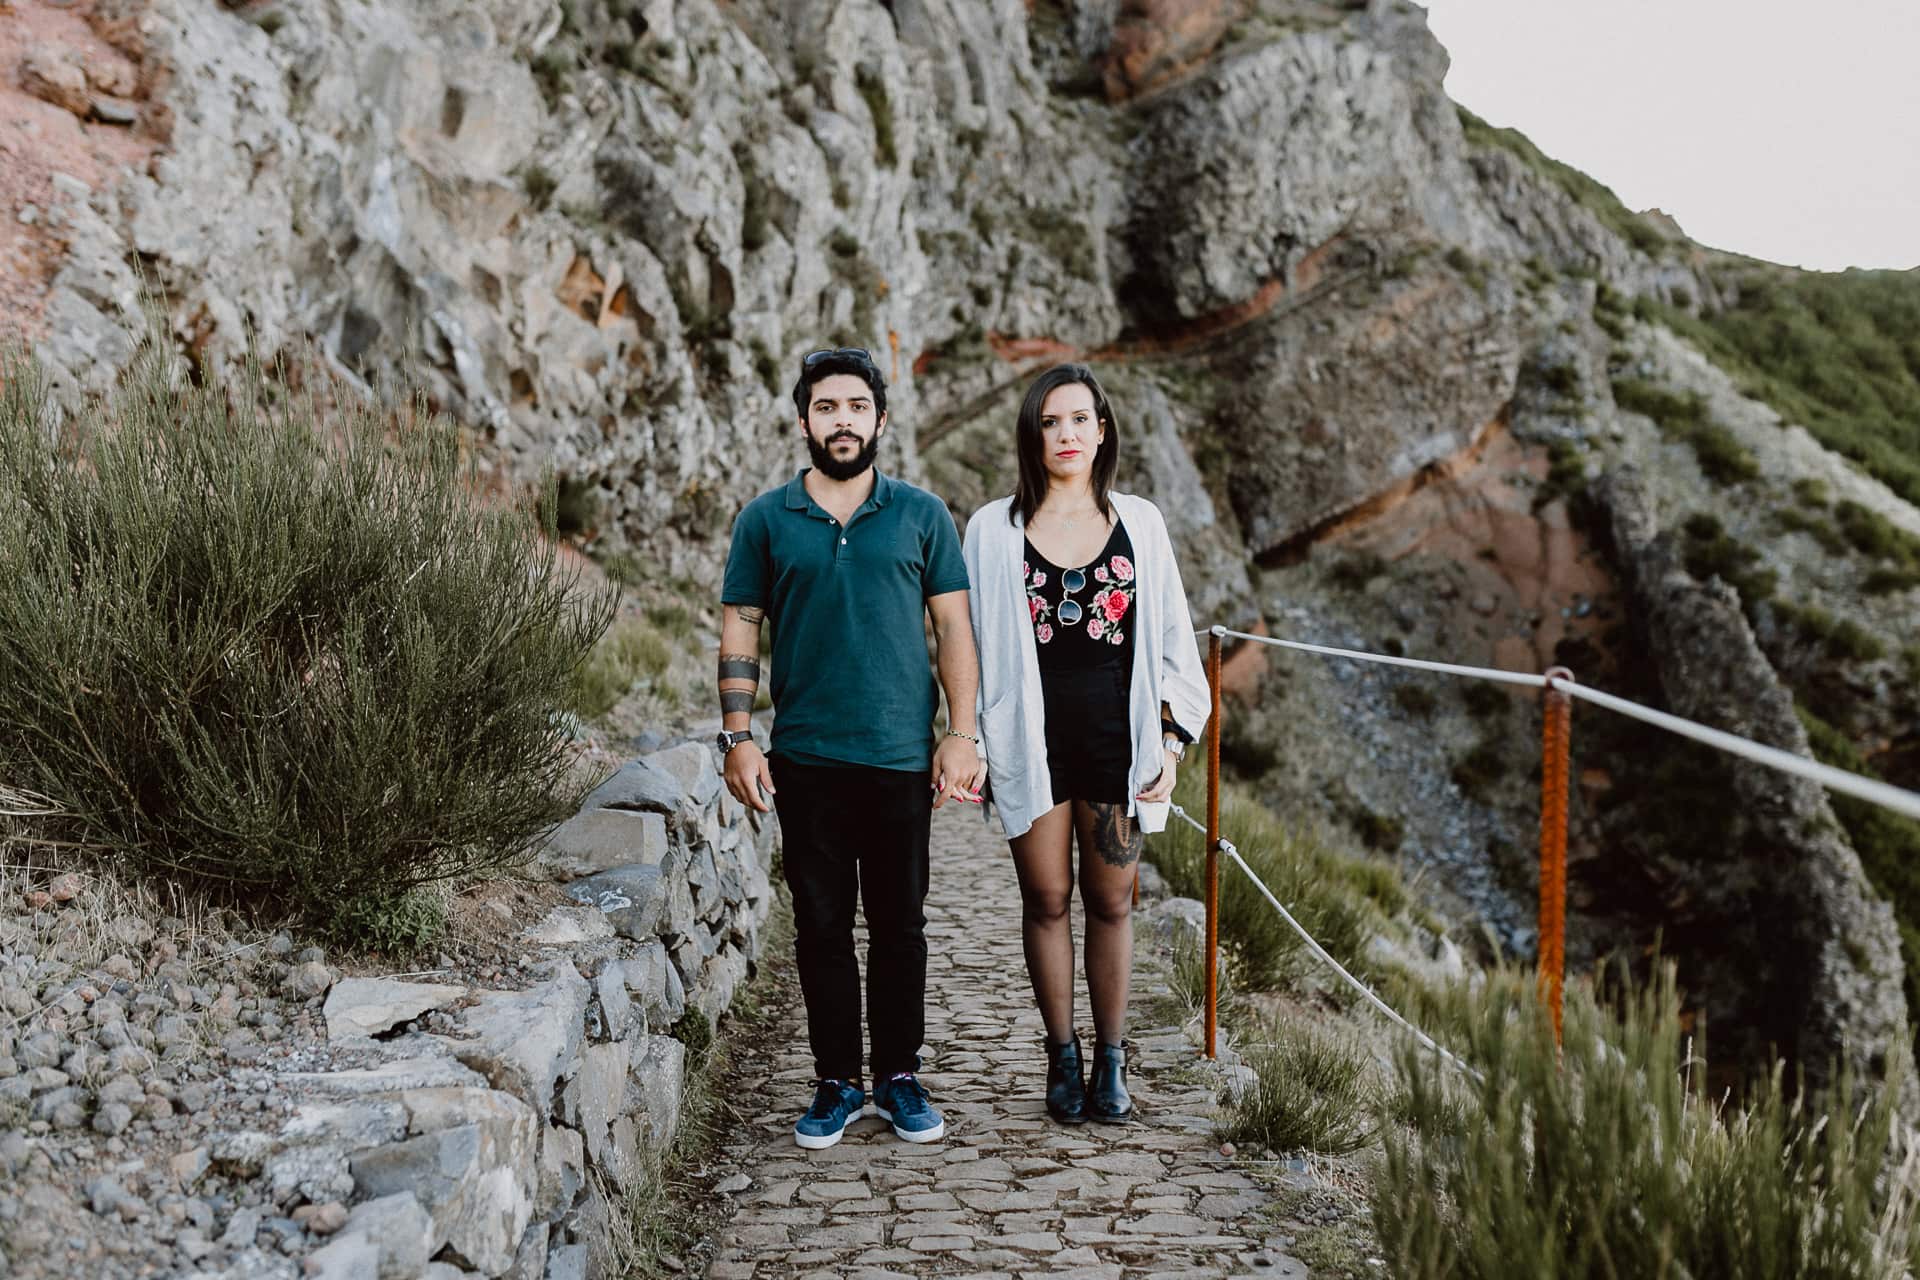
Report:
802,347,876,369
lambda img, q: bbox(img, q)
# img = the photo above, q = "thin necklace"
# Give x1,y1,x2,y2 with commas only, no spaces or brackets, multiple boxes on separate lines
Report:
1041,499,1101,531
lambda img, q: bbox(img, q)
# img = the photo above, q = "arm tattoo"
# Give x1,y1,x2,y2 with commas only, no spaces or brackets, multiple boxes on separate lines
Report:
718,654,762,682
720,690,755,714
1086,802,1144,868
736,605,766,624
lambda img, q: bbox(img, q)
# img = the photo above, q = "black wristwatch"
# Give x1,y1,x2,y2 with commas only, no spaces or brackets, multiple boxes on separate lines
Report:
716,728,753,755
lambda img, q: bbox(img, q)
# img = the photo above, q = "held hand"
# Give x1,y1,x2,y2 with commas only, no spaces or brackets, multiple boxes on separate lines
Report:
1136,752,1178,804
722,739,775,813
930,735,983,810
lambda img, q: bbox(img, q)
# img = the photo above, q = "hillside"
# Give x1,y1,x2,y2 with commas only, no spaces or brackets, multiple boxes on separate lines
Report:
4,0,1918,1103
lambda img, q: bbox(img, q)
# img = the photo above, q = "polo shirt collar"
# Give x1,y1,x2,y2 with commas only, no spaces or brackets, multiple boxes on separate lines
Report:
784,467,896,513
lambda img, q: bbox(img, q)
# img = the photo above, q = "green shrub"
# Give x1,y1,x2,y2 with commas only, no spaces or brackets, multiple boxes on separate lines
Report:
1456,107,1670,258
1775,601,1887,662
1835,499,1920,566
1391,684,1436,718
1451,741,1505,800
1636,274,1920,509
1379,965,1920,1280
1147,761,1381,990
1682,511,1779,607
0,342,615,939
1612,377,1759,485
1222,1017,1379,1155
1774,506,1848,555
854,66,896,168
1793,476,1831,508
567,615,675,719
1863,565,1920,595
520,164,557,207
1797,706,1920,1049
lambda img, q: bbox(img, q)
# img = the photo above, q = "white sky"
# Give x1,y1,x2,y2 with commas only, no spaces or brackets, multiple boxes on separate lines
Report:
1419,1,1920,272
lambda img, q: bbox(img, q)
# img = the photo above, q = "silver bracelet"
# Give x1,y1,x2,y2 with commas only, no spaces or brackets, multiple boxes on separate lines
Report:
945,728,980,745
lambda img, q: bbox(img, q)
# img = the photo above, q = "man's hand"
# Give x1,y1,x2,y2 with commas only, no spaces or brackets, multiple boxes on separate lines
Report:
723,739,776,813
930,734,986,809
1136,752,1178,804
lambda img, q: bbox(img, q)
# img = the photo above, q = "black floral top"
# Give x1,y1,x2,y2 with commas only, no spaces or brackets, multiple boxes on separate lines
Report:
1023,520,1137,672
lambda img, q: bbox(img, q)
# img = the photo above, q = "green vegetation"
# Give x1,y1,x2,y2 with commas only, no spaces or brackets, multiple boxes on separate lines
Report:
1391,684,1436,718
1456,107,1669,258
1681,511,1778,609
1220,1018,1379,1155
0,341,614,945
1449,740,1505,801
1377,963,1920,1279
567,614,676,719
854,66,896,168
520,163,557,208
1797,706,1920,1045
734,142,770,253
1612,377,1760,485
1147,761,1392,991
1834,498,1920,565
1773,599,1887,663
1632,271,1920,507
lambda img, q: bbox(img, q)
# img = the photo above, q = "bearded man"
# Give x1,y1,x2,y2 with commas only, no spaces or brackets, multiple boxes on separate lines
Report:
715,346,987,1148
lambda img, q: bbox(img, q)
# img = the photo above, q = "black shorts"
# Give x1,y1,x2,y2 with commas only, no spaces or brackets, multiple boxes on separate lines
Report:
1040,661,1133,808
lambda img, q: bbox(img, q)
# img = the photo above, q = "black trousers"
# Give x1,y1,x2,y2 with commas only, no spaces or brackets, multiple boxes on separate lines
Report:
769,755,932,1082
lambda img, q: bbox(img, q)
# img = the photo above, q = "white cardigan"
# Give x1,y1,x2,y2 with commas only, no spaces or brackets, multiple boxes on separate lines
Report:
963,493,1212,839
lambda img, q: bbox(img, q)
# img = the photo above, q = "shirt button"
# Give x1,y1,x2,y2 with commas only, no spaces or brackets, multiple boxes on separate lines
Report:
840,537,848,545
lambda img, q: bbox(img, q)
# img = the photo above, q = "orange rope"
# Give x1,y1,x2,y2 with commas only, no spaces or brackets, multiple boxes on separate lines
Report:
1538,667,1573,1046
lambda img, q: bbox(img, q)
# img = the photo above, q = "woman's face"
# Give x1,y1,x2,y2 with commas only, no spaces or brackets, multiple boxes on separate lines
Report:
1036,383,1104,485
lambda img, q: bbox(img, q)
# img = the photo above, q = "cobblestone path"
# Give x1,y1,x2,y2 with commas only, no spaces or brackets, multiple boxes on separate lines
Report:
705,802,1306,1279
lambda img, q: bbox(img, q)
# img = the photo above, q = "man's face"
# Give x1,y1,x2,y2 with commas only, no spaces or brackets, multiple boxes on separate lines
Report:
800,372,886,481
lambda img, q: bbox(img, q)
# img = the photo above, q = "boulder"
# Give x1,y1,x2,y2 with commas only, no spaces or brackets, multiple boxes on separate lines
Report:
534,1123,585,1223
322,978,467,1041
350,1087,538,1275
340,1192,433,1279
280,1055,488,1097
524,906,617,947
578,758,686,818
627,1034,686,1148
561,1041,641,1190
444,968,588,1119
537,809,670,880
594,963,633,1041
20,45,91,118
643,741,721,812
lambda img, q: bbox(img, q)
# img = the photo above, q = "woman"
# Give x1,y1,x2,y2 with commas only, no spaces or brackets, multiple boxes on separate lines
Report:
963,364,1211,1124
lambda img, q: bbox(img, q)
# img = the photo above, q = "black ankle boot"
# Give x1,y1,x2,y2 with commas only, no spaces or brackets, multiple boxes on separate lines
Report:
1044,1036,1089,1125
1089,1040,1133,1123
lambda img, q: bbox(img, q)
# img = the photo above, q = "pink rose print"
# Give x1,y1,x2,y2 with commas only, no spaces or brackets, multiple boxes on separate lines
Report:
1087,616,1107,640
1022,560,1031,578
1111,555,1134,582
1103,589,1130,623
1094,566,1110,583
1029,595,1045,622
1036,623,1054,644
1108,629,1125,645
1031,569,1047,588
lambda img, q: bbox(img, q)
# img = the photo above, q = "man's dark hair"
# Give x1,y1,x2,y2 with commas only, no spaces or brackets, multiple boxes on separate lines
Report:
792,351,888,420
1011,363,1119,526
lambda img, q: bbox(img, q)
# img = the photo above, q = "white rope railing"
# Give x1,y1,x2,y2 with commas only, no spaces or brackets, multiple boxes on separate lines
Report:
1167,802,1484,1082
1203,625,1920,822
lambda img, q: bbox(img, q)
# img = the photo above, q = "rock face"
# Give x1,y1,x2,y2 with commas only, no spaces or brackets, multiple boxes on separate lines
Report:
1597,466,1912,1091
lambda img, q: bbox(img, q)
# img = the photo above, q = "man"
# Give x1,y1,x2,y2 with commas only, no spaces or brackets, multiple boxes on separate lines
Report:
717,347,987,1149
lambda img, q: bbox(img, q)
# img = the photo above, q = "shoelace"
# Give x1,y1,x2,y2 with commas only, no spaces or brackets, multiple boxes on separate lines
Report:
885,1072,928,1108
807,1079,852,1118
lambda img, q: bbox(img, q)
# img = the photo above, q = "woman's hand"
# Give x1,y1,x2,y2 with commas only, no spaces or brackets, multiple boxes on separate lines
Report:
931,734,986,809
1136,750,1178,804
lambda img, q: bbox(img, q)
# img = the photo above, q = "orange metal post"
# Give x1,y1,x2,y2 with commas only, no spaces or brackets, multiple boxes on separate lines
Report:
1538,666,1573,1046
1204,630,1223,1060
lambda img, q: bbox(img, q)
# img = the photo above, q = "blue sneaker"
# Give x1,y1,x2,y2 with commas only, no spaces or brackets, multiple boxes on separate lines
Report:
873,1072,946,1143
794,1079,866,1150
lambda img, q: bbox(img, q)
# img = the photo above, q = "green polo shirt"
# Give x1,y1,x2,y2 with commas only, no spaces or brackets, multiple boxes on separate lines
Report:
721,469,970,772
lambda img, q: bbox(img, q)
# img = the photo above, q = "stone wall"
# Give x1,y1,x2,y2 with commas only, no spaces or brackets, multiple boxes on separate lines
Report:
204,738,771,1280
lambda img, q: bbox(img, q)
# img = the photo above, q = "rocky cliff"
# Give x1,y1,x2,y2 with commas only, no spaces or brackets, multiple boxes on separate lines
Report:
8,0,1919,1094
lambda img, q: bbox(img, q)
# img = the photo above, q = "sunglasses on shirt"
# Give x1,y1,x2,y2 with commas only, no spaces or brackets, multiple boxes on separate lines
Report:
1057,567,1088,626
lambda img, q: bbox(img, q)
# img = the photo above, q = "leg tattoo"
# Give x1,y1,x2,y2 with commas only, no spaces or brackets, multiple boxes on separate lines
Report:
1085,802,1143,868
